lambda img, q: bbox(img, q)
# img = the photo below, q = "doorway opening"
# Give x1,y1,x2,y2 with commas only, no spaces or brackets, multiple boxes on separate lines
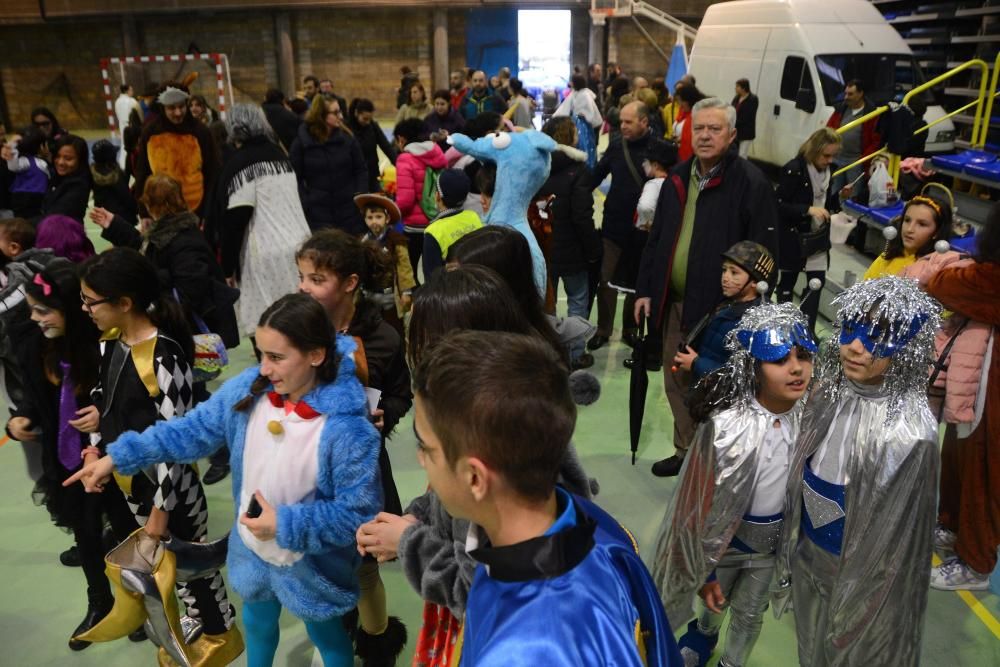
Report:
517,9,572,99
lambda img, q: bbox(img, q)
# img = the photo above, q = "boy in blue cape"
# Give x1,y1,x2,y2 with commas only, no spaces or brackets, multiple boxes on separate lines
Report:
410,330,681,666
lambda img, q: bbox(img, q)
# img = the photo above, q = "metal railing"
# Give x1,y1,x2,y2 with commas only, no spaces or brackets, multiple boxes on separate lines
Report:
833,58,991,187
975,51,1000,148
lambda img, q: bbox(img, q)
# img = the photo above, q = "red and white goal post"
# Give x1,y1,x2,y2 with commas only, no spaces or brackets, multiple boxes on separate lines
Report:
100,53,234,138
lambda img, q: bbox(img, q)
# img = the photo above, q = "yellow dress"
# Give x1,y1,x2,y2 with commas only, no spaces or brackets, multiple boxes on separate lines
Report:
863,252,917,280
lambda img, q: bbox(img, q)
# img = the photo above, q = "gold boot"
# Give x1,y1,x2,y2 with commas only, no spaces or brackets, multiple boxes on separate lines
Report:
74,527,190,666
157,625,246,667
73,528,155,642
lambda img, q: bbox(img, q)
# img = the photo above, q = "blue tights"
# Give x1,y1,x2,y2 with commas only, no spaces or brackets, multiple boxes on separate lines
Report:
242,598,353,667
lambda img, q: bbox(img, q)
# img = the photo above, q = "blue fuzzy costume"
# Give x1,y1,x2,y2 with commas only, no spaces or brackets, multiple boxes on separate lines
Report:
448,130,557,295
108,336,382,665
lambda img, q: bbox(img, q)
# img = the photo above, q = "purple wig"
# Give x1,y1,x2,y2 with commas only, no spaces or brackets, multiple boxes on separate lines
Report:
35,215,96,263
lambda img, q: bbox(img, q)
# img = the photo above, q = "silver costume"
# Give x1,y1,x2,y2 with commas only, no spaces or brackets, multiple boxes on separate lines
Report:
776,275,942,667
652,302,814,667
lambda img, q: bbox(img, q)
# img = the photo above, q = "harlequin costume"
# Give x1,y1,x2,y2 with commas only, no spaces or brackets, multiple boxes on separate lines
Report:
776,276,941,666
652,302,816,667
107,336,382,666
80,328,241,665
457,489,681,666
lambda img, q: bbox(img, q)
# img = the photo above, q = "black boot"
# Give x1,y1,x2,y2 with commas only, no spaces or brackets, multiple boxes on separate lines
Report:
340,607,360,642
355,616,407,667
68,595,113,651
60,545,81,567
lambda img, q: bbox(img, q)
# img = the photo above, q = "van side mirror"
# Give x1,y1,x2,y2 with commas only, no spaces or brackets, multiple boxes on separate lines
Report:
795,88,816,113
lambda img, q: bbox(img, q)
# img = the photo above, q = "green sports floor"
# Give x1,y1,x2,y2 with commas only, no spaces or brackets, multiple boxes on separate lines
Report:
1,162,998,666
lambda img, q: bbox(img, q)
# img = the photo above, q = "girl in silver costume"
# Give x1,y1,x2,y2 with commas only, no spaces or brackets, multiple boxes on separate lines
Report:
652,301,817,667
776,275,942,666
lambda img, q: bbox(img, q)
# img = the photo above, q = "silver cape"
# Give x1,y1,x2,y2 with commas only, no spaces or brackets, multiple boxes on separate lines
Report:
775,379,939,666
651,399,805,630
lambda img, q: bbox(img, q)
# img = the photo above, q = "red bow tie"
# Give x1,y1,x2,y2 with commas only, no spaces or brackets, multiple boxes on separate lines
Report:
267,392,321,420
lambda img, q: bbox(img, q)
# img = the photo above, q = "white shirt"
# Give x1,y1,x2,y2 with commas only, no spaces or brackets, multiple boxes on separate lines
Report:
636,177,664,230
553,88,602,129
238,396,326,566
114,94,140,132
748,399,795,516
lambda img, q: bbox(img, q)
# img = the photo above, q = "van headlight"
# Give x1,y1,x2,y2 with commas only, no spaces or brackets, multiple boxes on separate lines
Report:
932,130,955,143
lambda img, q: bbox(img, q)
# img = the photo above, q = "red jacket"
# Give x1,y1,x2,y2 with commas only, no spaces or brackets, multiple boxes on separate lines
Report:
826,100,882,162
450,87,468,111
395,141,447,232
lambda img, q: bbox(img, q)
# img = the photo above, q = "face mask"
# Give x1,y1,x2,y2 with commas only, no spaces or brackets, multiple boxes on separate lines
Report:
736,322,817,362
839,315,926,358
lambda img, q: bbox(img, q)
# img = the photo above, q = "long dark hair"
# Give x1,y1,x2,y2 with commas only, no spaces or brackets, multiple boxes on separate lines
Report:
348,98,376,131
29,106,66,139
23,259,101,395
976,201,1000,264
296,229,392,293
234,294,341,411
52,134,89,179
79,247,193,362
882,193,952,261
450,226,566,363
407,264,537,367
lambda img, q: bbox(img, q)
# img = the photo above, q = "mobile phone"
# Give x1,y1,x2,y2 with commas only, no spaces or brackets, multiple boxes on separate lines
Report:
246,496,262,519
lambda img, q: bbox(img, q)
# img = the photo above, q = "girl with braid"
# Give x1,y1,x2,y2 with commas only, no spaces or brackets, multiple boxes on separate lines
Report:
68,293,381,667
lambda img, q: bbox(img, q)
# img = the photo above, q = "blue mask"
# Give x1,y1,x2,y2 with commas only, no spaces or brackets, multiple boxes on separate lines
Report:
839,315,927,358
736,322,818,362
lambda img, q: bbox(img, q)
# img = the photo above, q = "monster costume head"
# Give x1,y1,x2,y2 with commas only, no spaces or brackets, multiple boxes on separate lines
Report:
447,130,557,295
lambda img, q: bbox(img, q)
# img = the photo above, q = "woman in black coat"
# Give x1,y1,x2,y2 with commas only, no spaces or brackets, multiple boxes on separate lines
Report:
289,96,368,235
347,98,398,194
39,135,91,223
536,118,602,364
775,127,844,333
89,174,238,348
424,89,466,150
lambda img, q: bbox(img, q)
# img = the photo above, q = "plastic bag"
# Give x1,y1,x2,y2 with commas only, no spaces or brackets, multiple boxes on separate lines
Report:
868,161,892,208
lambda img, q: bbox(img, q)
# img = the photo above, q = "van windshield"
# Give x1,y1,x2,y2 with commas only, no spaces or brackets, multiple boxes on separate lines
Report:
814,54,932,107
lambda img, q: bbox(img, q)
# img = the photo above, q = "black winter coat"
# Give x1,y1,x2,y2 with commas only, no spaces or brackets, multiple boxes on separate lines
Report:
536,148,602,275
91,166,138,223
8,321,98,529
40,169,91,222
102,211,239,348
636,152,779,332
732,93,759,142
261,102,302,153
591,131,655,247
775,155,841,271
289,124,368,235
348,119,397,194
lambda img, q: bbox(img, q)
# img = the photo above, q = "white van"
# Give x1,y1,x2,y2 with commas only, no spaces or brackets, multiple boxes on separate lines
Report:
688,0,956,166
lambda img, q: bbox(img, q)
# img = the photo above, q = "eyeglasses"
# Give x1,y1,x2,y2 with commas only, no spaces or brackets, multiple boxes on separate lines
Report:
80,293,111,311
326,110,343,117
33,119,52,128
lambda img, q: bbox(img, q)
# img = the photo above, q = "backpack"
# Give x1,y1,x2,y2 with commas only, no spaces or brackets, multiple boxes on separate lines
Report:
419,167,441,220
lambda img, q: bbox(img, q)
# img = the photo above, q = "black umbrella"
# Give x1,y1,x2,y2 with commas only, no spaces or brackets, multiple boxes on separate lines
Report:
628,312,649,465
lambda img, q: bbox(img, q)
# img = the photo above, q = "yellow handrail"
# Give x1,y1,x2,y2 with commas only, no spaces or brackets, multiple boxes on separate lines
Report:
832,146,887,179
834,105,890,135
977,51,1000,147
913,97,985,135
904,59,988,151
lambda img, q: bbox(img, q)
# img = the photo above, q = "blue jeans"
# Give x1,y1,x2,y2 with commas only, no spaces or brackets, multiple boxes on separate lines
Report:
551,270,589,360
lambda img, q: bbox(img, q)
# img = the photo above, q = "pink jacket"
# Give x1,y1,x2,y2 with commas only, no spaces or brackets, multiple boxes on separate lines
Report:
901,251,992,424
395,141,447,232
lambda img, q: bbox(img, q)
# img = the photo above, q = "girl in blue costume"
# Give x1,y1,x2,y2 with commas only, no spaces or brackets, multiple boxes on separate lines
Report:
67,293,382,667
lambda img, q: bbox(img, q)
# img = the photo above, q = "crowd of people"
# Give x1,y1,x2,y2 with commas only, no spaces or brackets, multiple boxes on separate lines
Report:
0,52,995,667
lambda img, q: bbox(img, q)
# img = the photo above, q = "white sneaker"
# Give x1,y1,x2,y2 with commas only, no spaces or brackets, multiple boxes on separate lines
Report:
930,556,989,591
933,525,957,552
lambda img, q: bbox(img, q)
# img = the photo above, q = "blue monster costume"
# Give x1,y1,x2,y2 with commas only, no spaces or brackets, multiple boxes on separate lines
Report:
108,336,382,622
458,489,682,666
447,130,556,295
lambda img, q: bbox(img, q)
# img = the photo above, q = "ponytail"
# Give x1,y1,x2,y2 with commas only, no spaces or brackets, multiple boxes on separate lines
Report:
233,294,341,412
150,292,194,364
